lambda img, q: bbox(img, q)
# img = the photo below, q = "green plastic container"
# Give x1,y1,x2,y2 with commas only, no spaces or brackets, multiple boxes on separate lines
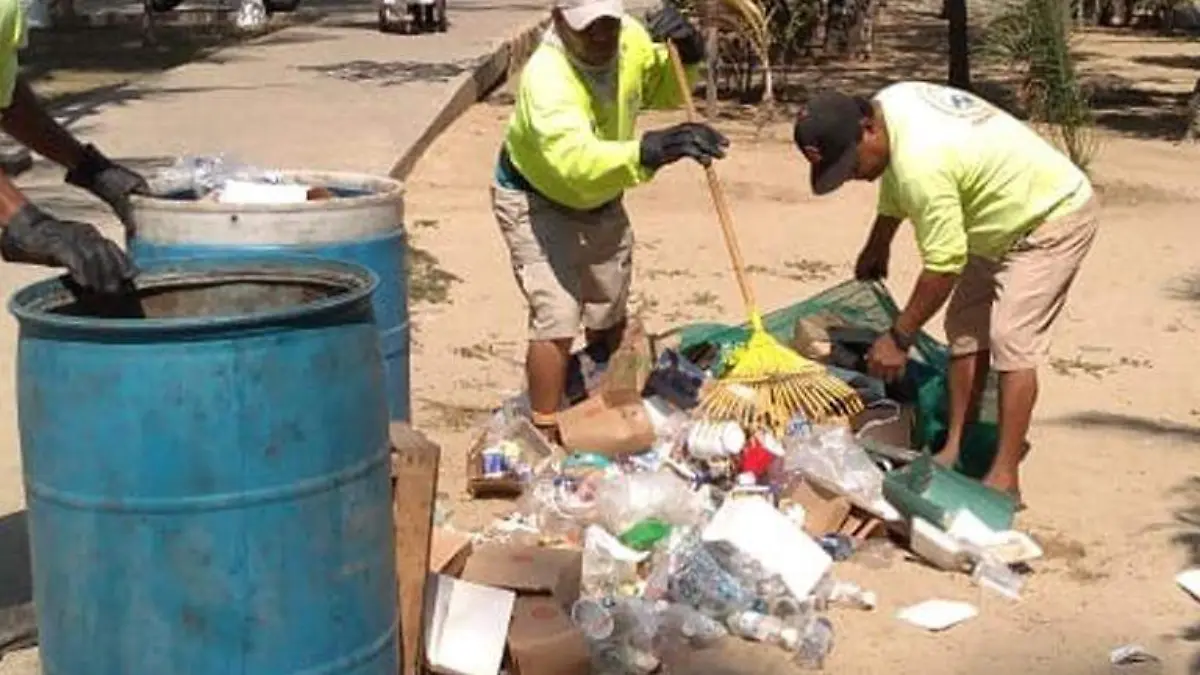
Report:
882,455,1017,532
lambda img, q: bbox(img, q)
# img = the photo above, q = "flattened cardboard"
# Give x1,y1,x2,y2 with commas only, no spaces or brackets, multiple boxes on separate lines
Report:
460,544,582,606
430,528,474,577
557,396,656,458
507,597,591,675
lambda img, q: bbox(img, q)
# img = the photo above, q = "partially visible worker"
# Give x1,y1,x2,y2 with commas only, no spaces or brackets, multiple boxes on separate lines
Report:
0,0,147,293
493,0,729,442
793,81,1098,504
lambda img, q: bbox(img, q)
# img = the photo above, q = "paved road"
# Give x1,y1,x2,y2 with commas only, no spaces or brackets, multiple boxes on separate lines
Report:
0,1,547,669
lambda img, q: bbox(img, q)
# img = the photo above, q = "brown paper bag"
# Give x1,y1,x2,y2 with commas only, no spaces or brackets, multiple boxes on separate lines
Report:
557,396,656,458
599,318,653,406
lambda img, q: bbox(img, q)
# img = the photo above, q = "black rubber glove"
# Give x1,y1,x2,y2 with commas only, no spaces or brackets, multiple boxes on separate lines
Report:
640,122,730,170
64,144,149,233
1,203,136,293
645,4,705,64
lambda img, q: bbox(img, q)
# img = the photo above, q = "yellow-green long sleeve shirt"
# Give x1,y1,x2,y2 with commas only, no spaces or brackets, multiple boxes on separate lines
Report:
499,16,699,211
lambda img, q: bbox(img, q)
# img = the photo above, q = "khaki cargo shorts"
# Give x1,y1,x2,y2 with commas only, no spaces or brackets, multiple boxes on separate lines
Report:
944,197,1099,372
491,184,634,341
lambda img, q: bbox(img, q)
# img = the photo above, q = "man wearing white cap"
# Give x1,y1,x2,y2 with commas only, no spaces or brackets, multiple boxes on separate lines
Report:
492,0,728,442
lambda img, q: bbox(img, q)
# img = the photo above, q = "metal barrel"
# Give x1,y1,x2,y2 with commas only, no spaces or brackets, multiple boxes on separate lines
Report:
128,171,411,422
9,257,398,675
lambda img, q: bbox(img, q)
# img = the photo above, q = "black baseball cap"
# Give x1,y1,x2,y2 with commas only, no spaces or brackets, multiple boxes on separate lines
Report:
793,91,871,195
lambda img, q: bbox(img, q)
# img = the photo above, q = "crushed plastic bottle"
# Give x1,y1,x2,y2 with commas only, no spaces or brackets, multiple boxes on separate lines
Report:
813,576,877,611
793,615,835,670
657,602,727,648
666,536,756,618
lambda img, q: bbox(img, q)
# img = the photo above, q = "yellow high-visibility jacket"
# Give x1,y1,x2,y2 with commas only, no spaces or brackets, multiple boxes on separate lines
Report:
500,16,699,211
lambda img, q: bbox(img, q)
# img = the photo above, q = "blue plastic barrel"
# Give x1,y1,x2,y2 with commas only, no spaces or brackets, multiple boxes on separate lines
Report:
10,257,398,675
128,171,411,421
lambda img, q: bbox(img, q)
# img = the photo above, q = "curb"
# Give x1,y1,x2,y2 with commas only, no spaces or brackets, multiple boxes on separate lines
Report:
386,15,546,181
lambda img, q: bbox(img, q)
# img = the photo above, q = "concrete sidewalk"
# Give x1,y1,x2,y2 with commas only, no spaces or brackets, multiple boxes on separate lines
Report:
67,0,546,177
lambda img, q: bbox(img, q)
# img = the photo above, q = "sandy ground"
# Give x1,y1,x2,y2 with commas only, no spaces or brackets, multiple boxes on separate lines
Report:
399,6,1200,675
0,0,1193,673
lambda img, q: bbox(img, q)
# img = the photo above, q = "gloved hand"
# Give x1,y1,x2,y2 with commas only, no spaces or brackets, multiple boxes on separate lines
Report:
640,122,730,170
64,144,149,233
1,203,136,293
645,4,705,65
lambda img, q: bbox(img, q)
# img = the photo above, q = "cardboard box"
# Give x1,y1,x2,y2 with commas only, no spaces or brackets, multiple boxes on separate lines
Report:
506,596,591,675
557,395,656,458
781,478,853,538
466,417,558,499
598,318,654,406
460,544,582,606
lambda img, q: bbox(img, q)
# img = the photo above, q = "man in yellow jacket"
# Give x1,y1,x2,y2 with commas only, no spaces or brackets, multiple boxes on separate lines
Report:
794,82,1098,504
493,0,728,441
0,0,146,293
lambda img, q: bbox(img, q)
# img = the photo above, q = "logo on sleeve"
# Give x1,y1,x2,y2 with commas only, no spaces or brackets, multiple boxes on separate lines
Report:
915,82,998,124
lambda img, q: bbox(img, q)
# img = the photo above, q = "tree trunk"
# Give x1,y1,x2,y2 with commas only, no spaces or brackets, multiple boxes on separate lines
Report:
705,23,718,118
946,0,970,90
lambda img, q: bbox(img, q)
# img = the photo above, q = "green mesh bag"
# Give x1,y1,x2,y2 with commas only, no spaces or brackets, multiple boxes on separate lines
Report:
676,280,999,479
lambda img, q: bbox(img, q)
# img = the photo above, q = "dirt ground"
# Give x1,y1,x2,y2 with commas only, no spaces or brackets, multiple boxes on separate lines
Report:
400,3,1200,674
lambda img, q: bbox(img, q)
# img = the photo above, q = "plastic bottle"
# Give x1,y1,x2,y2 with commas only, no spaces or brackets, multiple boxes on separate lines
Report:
657,603,727,647
813,575,877,611
726,609,789,644
793,616,835,670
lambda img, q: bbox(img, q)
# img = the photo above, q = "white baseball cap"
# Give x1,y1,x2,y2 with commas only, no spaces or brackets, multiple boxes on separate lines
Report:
554,0,624,30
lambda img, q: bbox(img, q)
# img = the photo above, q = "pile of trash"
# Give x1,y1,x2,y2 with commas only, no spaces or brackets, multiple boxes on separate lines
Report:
429,317,1045,675
155,155,336,204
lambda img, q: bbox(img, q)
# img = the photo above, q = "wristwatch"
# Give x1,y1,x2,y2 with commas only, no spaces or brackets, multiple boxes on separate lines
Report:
889,326,914,351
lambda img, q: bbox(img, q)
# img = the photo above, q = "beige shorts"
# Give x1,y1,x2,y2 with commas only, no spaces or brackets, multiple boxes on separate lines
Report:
945,198,1099,371
492,184,634,341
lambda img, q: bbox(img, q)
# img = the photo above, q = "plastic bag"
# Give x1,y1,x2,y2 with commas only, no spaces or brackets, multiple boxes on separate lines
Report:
594,471,709,536
158,154,298,199
783,424,886,510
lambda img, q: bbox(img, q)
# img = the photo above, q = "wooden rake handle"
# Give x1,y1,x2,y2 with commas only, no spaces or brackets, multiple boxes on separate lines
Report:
665,40,761,324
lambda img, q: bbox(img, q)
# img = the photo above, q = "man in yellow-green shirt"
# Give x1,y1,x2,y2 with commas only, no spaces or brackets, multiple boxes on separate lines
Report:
794,81,1098,503
493,0,728,442
0,0,147,293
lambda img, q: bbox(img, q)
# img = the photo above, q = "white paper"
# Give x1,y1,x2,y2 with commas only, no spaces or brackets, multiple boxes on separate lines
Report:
702,496,832,600
216,179,310,204
423,574,515,675
896,599,978,632
1178,568,1200,602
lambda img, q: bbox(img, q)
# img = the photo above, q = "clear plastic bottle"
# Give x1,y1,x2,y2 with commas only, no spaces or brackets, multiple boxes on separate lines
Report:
793,615,835,670
812,575,877,611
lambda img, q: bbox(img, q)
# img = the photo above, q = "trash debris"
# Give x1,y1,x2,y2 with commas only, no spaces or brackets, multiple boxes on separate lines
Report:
1110,644,1160,666
156,155,336,204
896,600,978,632
1177,568,1200,602
428,280,1051,673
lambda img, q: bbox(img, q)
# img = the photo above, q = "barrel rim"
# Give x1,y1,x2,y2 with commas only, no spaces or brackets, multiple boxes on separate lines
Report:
129,170,405,214
7,255,381,334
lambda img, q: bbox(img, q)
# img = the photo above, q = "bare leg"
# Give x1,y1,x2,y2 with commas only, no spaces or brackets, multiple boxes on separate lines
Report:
934,350,990,467
527,338,572,443
982,368,1037,496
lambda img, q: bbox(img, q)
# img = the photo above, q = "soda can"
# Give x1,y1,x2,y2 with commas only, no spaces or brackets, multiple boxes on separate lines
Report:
481,448,508,478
